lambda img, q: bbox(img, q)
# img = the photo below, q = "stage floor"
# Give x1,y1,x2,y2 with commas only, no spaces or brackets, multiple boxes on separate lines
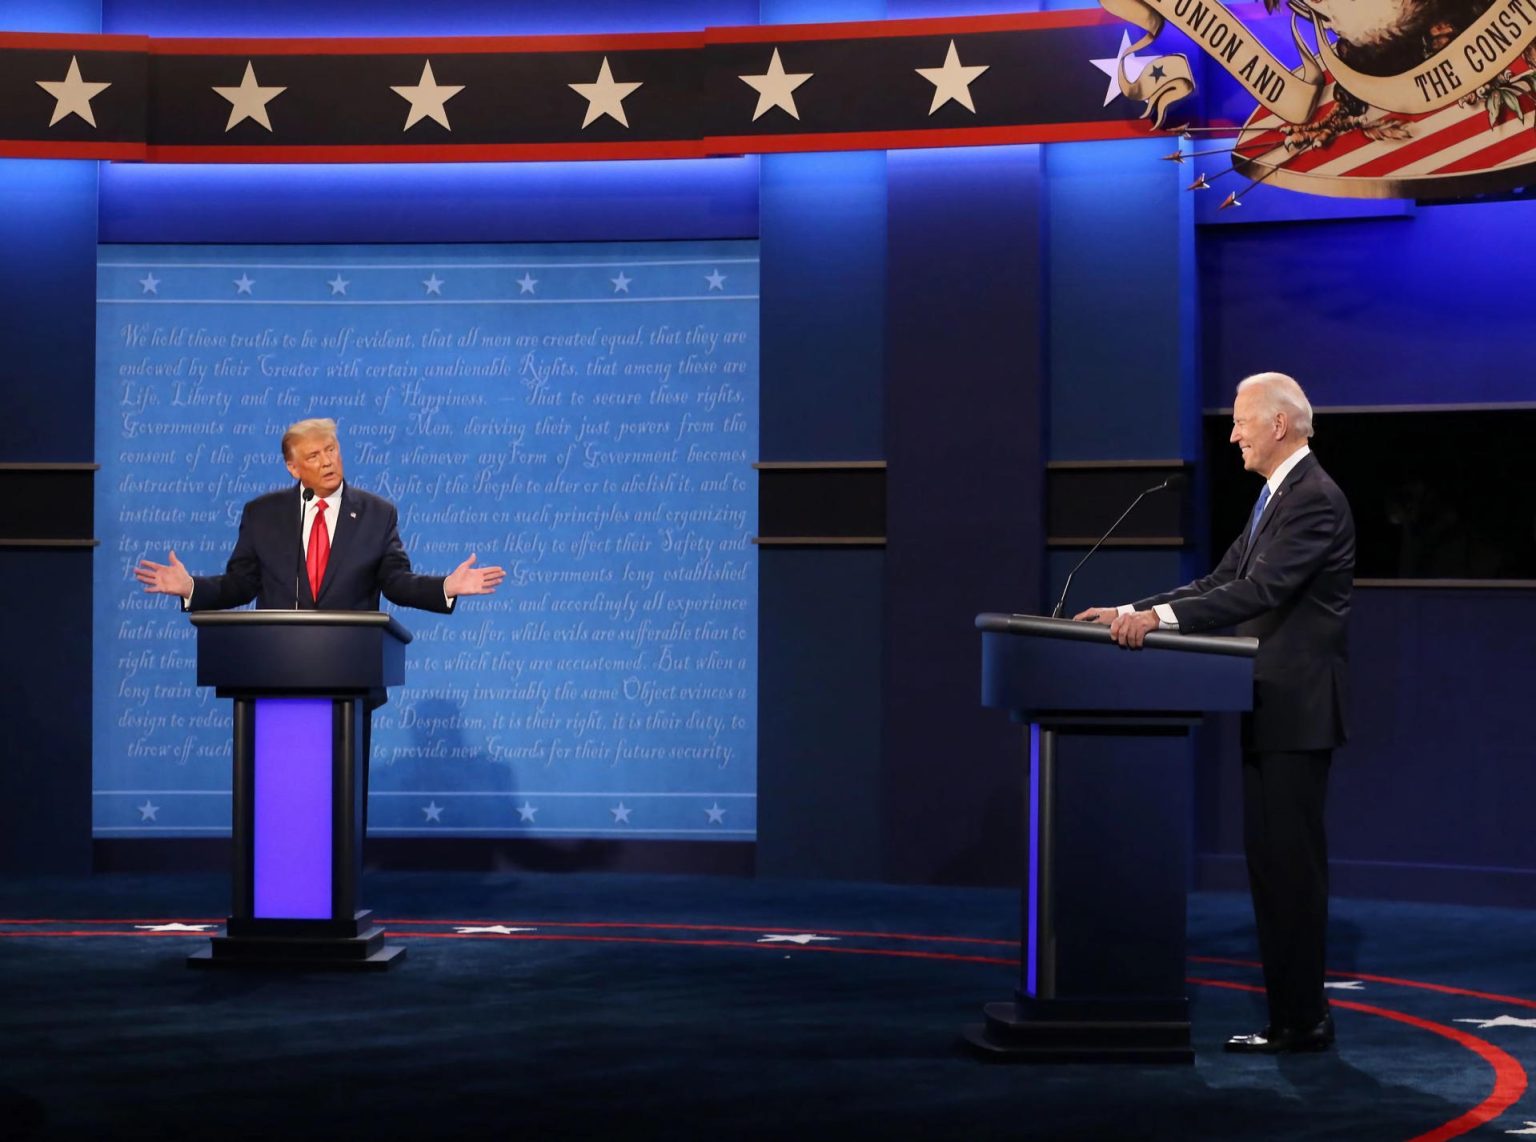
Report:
1,872,1533,1140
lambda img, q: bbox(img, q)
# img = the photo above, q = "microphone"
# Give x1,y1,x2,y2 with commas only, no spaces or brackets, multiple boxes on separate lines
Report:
1050,473,1186,619
295,487,314,610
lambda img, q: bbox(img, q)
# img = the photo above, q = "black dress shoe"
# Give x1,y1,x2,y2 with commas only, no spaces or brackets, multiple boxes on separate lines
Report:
1224,1015,1335,1054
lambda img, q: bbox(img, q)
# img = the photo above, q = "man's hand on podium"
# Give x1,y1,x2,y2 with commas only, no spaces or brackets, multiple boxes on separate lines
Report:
445,553,507,599
1109,609,1160,649
1072,607,1117,625
135,551,194,598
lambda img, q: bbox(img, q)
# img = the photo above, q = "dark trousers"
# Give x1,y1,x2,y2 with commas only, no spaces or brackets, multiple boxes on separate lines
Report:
1242,748,1332,1031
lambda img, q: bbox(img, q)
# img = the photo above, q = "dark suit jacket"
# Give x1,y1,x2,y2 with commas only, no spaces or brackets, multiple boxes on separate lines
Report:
189,484,453,614
1134,453,1355,752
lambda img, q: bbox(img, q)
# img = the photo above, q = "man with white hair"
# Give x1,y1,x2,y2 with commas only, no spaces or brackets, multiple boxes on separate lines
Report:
1076,372,1355,1054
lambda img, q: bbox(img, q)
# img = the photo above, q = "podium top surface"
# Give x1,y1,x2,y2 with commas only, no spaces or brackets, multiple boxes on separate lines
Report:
189,609,413,645
976,612,1256,659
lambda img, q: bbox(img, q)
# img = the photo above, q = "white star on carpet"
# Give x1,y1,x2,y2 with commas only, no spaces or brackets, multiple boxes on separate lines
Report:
1089,32,1154,108
327,274,350,296
233,274,255,294
739,48,812,122
392,61,463,131
137,800,159,821
517,273,538,295
610,271,632,293
1324,980,1364,990
611,802,633,823
569,57,643,129
758,934,838,945
705,803,727,824
213,62,286,132
453,925,536,935
516,801,538,822
135,923,215,932
36,56,112,128
915,40,989,115
1506,1122,1536,1135
138,274,160,295
1456,1015,1536,1030
423,273,444,295
704,269,726,291
422,801,444,822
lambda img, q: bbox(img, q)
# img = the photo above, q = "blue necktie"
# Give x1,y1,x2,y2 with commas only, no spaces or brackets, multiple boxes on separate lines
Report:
1247,484,1271,545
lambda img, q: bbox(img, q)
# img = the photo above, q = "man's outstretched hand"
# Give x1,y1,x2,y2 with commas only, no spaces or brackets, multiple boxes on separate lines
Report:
135,551,194,598
445,553,507,598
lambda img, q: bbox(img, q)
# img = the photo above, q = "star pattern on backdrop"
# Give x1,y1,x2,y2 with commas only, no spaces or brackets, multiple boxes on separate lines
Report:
135,922,215,932
391,61,463,131
516,801,539,822
453,925,537,935
610,271,632,293
704,269,726,291
138,273,160,295
757,933,839,945
1455,1015,1536,1030
569,57,643,129
705,803,727,824
739,48,813,122
914,40,989,115
423,273,445,295
137,800,159,821
212,62,286,133
517,273,538,295
233,273,255,294
611,802,632,823
327,274,350,296
36,56,112,128
1088,32,1154,108
422,800,444,822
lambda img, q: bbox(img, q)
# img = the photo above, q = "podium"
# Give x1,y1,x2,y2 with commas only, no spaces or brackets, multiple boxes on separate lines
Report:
186,610,411,971
965,613,1256,1062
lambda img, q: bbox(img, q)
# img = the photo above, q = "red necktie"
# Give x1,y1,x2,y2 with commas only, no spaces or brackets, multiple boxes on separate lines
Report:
307,498,330,603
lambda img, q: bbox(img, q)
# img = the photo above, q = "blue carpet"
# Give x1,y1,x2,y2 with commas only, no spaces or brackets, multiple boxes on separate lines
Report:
1,874,1533,1140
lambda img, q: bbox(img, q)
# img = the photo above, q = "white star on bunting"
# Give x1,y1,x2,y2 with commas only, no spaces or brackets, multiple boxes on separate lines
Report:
705,269,726,291
422,274,444,295
327,275,350,296
1089,32,1154,108
422,801,444,822
516,801,538,822
392,61,463,131
234,274,255,295
213,62,286,133
517,273,538,295
569,57,643,129
454,925,536,935
705,803,727,824
758,934,838,945
610,271,632,293
739,48,812,122
37,56,112,128
138,274,160,295
915,41,989,115
137,800,159,821
135,923,215,932
611,803,633,823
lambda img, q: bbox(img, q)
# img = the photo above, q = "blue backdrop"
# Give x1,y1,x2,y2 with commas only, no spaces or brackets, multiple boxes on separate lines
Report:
93,239,759,840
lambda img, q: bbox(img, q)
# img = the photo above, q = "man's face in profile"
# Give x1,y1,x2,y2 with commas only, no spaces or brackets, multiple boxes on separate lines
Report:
284,432,344,496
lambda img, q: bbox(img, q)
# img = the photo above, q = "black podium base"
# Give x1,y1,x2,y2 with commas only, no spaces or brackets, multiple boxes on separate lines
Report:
187,911,407,971
961,1000,1193,1064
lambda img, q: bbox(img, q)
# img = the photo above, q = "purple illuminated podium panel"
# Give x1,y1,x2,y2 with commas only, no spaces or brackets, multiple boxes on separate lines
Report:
186,611,410,971
964,613,1255,1063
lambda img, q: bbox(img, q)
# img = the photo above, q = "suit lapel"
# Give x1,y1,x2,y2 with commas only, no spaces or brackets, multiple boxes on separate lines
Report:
315,488,363,605
1240,454,1316,574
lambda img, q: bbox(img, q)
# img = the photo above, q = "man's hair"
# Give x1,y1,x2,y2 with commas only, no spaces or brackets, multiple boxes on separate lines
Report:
281,418,339,460
1236,372,1314,439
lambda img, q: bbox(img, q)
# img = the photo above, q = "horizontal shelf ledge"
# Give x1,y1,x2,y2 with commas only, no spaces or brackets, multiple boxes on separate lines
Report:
0,462,100,471
0,538,101,548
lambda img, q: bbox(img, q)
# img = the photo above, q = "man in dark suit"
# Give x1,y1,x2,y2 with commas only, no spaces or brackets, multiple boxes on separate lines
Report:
134,417,505,610
1075,372,1355,1054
